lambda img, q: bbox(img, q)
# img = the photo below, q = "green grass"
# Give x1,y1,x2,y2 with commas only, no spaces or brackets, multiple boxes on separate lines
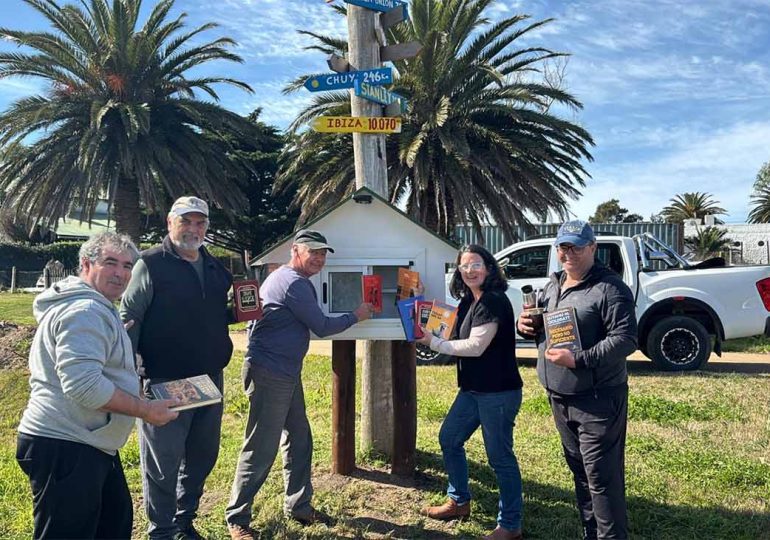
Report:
722,335,770,353
1,352,769,539
0,293,36,325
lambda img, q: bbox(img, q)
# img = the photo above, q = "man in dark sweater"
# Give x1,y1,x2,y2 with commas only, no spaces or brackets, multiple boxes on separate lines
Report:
518,220,637,540
225,230,372,540
121,196,234,540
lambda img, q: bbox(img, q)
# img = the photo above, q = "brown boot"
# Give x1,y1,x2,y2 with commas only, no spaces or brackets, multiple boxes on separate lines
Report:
227,524,258,540
421,499,471,521
481,525,523,540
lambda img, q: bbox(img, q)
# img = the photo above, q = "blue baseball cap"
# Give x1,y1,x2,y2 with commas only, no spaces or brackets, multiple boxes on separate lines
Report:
554,220,595,247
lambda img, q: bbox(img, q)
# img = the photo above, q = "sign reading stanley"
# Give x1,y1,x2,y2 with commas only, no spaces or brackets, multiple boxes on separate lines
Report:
312,116,402,134
304,67,393,92
354,79,407,112
343,0,406,14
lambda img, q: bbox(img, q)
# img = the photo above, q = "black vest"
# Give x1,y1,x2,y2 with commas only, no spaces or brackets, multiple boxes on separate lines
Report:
137,237,233,379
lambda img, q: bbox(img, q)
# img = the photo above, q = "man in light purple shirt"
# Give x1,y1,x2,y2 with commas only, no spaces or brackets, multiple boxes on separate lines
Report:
225,230,372,540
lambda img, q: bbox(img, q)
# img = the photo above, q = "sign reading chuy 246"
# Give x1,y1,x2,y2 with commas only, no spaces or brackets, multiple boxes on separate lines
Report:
304,67,393,93
343,0,406,14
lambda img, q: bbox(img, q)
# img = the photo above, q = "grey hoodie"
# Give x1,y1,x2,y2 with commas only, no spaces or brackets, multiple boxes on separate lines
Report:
17,276,140,455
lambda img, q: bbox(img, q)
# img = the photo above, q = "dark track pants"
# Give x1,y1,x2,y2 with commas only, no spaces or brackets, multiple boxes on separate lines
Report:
16,433,132,539
549,386,628,540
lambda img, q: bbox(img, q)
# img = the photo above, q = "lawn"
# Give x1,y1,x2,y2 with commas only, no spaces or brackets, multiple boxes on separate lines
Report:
1,292,770,538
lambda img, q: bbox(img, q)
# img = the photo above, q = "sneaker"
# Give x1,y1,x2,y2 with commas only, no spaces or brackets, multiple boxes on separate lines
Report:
227,523,258,540
288,507,334,526
174,524,205,540
420,499,471,521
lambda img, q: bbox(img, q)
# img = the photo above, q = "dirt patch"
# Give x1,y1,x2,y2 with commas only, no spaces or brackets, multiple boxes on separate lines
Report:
0,321,35,370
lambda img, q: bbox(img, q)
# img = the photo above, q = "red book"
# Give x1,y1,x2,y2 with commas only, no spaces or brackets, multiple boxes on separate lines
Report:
233,280,263,322
414,299,434,339
361,274,383,313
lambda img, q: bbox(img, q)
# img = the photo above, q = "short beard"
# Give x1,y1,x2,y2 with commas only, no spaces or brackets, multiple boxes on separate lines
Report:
172,235,204,252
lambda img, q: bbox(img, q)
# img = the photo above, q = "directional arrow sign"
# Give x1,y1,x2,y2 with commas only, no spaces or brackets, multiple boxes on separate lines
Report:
304,67,393,92
312,116,402,134
354,79,407,113
381,3,409,28
380,41,423,62
343,0,406,14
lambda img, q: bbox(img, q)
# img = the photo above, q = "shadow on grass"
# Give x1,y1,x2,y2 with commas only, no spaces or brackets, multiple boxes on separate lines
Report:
514,355,770,376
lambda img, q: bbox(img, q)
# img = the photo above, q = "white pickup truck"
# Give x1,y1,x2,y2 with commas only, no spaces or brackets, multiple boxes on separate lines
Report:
485,232,770,371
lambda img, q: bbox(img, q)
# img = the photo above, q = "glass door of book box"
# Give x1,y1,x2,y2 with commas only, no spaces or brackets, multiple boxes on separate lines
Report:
324,265,402,319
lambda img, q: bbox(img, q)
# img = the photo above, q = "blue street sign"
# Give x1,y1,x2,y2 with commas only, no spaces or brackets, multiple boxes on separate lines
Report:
343,0,407,14
354,79,407,112
304,67,393,93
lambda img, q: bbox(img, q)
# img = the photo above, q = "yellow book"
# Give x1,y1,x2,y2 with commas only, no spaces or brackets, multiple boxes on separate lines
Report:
425,301,458,339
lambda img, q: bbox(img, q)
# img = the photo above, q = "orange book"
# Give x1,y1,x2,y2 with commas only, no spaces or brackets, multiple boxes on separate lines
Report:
362,274,383,313
395,268,420,303
425,301,458,340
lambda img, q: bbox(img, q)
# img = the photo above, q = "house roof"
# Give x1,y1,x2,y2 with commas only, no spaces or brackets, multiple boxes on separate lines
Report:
250,186,459,265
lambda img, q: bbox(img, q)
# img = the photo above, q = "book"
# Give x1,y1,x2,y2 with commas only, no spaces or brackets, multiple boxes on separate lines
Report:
544,307,583,353
414,299,434,339
362,274,383,313
233,279,263,322
396,295,424,342
425,301,458,340
395,268,420,303
150,374,223,411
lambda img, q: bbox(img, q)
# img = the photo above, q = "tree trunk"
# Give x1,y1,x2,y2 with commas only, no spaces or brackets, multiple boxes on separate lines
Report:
113,176,143,242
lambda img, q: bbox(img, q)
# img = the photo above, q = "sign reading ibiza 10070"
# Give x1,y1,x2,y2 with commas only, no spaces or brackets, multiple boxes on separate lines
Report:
343,0,406,13
304,67,392,93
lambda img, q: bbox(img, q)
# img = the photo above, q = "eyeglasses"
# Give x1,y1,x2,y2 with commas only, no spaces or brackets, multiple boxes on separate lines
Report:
557,244,588,255
458,262,485,273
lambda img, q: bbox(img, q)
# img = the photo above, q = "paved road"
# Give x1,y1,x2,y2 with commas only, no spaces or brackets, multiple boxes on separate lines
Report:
230,332,770,374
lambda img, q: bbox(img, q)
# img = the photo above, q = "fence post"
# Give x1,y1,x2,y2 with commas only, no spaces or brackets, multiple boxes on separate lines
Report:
10,266,17,293
43,267,51,288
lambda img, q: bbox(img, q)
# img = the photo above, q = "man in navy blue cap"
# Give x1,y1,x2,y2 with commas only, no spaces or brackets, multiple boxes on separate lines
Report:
518,220,637,540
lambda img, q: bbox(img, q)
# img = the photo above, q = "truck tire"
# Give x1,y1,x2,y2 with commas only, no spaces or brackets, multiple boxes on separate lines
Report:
646,316,711,371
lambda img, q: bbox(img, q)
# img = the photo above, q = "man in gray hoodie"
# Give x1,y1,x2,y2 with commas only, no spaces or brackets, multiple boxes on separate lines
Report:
16,232,179,540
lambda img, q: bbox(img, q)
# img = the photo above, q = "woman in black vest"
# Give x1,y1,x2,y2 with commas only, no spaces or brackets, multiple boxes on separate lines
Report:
418,245,524,540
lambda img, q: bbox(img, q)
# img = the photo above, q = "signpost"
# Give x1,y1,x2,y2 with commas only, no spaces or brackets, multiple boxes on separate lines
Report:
354,79,407,112
343,0,406,14
304,67,393,92
312,116,402,134
380,41,423,62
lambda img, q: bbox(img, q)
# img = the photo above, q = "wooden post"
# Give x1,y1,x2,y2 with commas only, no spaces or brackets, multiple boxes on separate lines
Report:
348,4,395,458
391,340,417,476
43,267,51,288
332,340,357,475
10,266,16,293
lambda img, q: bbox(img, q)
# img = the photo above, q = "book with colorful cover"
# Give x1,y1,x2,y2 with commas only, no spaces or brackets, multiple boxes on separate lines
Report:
395,268,420,303
544,306,582,353
233,279,263,322
396,295,424,342
425,301,458,340
150,374,223,412
361,274,383,313
414,299,434,339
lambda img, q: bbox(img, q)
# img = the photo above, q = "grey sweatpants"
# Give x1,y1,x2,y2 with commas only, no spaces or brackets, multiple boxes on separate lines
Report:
225,364,313,527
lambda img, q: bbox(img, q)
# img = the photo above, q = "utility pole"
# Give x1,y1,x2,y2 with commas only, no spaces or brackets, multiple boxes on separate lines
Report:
347,3,393,457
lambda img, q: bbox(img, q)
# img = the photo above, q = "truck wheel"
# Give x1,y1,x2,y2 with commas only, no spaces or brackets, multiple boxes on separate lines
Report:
646,316,711,371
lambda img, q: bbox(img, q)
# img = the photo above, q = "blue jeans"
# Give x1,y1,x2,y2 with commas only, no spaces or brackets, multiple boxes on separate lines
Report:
439,389,523,531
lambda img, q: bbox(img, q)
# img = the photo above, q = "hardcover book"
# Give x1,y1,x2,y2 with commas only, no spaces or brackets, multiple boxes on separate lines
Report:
396,295,424,342
425,301,458,340
150,374,223,412
233,279,263,322
362,274,383,313
395,268,420,303
544,307,583,353
414,299,434,339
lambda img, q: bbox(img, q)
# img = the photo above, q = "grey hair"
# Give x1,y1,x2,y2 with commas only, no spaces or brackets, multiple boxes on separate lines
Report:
79,232,140,272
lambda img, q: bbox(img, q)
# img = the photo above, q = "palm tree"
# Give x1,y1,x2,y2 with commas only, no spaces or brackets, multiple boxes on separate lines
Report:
684,226,733,261
0,0,254,240
277,0,594,242
660,192,727,224
748,185,770,223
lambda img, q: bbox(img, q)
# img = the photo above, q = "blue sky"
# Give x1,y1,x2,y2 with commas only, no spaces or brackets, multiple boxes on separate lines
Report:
2,0,769,223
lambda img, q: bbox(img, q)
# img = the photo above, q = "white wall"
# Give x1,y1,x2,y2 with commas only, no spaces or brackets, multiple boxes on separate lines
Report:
684,220,770,264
